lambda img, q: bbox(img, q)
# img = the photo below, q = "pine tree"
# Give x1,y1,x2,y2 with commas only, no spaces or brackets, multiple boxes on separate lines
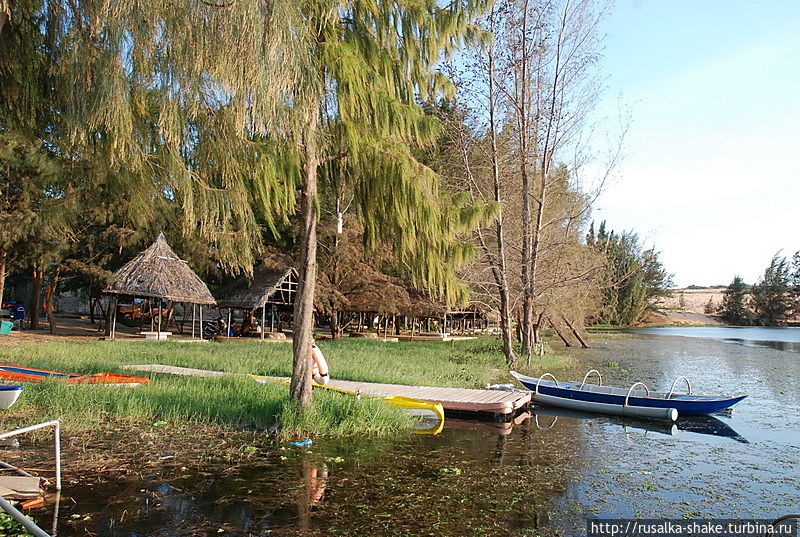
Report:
751,254,793,326
720,276,750,325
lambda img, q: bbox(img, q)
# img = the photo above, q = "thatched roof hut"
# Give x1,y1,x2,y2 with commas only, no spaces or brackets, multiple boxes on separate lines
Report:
216,267,299,311
401,290,446,318
104,233,216,305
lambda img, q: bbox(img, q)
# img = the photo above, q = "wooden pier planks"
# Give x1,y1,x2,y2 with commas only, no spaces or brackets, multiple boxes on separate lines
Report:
124,364,530,415
311,379,529,415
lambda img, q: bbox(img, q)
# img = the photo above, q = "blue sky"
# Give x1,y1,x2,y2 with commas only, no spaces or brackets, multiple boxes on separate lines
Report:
591,0,800,287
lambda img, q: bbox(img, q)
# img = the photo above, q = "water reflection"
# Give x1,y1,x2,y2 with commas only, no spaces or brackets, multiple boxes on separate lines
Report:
723,338,800,353
528,406,748,443
298,461,328,532
21,334,800,535
631,326,800,353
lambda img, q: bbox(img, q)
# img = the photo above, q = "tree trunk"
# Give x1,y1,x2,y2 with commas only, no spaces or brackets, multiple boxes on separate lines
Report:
0,250,6,306
29,265,44,330
290,107,320,408
330,307,338,339
547,316,571,347
102,297,112,336
517,0,534,361
45,266,61,335
562,314,590,349
485,14,517,368
0,0,9,36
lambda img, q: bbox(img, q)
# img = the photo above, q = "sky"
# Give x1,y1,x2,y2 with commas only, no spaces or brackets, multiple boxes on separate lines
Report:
590,0,800,287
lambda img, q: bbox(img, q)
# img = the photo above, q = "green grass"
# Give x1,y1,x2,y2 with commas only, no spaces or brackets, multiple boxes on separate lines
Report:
0,338,572,437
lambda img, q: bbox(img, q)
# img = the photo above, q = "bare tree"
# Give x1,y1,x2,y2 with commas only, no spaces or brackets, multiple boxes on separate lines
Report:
447,0,620,362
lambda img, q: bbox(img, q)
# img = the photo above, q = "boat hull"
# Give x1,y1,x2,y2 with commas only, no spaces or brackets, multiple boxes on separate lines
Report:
0,365,150,385
0,385,23,409
511,372,746,417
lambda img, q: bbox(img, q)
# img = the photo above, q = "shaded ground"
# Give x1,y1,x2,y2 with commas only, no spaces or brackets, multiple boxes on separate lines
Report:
0,315,186,346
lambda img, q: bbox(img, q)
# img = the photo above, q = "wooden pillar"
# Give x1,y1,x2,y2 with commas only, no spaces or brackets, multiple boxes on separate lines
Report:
227,309,232,337
157,299,163,335
110,296,118,340
199,305,203,340
261,306,266,340
192,304,196,339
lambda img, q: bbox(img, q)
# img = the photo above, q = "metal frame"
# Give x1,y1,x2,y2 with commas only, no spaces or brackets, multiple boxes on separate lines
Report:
0,420,62,537
579,370,603,390
535,373,559,394
667,376,692,399
624,382,650,407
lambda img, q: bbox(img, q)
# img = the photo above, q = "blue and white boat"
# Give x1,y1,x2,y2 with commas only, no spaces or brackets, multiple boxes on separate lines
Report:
0,385,23,409
510,370,746,421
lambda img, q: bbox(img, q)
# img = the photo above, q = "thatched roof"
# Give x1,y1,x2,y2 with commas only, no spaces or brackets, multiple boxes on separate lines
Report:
104,233,216,305
394,290,445,318
217,267,298,310
343,274,411,314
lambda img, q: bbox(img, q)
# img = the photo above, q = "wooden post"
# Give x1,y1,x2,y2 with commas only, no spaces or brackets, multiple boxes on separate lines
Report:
199,305,203,340
157,299,163,336
227,309,232,337
110,296,118,340
271,305,276,333
192,304,196,339
261,306,266,340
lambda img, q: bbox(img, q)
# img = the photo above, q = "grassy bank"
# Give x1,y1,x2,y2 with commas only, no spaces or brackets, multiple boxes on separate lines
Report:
0,338,573,437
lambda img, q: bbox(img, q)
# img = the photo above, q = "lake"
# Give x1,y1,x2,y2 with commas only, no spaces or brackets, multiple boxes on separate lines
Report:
632,326,800,352
25,332,800,536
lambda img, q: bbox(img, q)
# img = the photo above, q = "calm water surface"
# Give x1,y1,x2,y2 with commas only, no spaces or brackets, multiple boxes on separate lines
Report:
21,334,800,536
633,326,800,352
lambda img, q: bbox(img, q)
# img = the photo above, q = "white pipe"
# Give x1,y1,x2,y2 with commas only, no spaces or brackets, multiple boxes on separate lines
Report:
532,393,678,421
54,421,61,491
0,420,61,489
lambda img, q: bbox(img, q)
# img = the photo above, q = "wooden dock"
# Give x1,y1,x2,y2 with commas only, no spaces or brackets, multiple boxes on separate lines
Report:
125,364,530,415
324,379,529,415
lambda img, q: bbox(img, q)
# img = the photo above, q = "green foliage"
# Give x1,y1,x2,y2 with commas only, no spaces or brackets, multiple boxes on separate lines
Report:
303,0,492,306
588,221,673,325
720,276,750,325
0,512,34,537
1,0,308,276
750,254,794,326
2,0,490,309
0,338,572,435
703,296,716,315
0,132,68,267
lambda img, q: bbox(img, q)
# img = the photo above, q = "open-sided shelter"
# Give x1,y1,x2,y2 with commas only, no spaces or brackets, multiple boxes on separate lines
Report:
215,267,298,338
104,232,216,339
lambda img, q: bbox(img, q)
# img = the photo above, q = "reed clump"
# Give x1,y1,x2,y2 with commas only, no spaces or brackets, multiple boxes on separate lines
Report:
0,338,572,437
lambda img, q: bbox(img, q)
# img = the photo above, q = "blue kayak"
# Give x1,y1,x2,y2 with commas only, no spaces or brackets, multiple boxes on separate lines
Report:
511,370,746,420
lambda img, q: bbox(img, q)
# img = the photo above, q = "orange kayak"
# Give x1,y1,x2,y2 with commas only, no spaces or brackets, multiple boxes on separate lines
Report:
0,364,150,385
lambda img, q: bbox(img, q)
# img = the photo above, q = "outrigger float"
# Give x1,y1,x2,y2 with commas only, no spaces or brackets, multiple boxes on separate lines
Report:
0,365,150,385
510,370,747,421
